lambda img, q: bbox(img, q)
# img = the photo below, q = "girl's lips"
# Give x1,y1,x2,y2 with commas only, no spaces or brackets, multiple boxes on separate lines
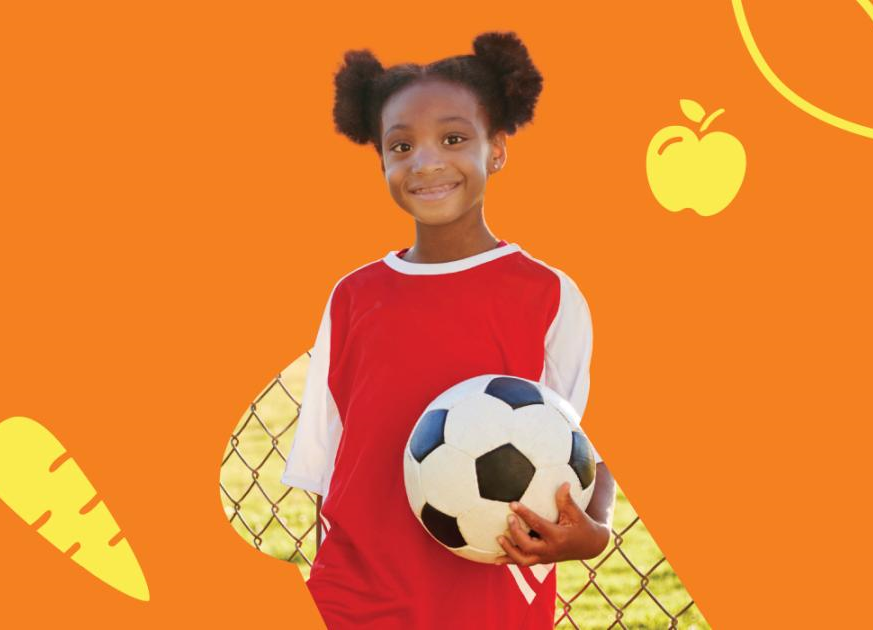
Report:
409,181,461,201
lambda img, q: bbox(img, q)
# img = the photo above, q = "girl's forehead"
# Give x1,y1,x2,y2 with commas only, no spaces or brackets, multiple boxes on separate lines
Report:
381,80,485,131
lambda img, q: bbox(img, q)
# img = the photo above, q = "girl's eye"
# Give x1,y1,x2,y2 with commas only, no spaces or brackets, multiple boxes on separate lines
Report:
389,135,465,154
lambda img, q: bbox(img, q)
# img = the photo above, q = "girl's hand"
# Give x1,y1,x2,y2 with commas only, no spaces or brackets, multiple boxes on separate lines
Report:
494,482,611,566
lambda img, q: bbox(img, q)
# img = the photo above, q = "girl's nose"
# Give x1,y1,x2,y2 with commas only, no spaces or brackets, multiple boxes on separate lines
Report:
411,148,445,174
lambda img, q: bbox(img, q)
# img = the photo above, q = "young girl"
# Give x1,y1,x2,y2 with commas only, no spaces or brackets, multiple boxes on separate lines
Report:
281,31,616,629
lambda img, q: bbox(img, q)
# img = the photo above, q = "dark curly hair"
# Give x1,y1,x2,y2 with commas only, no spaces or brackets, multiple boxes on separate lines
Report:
332,31,543,157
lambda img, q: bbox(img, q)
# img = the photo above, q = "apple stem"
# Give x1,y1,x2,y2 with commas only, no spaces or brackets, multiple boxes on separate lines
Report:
700,108,725,133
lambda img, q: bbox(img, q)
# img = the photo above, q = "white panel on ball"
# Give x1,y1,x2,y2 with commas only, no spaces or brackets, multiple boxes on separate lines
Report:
519,464,583,525
541,385,582,426
443,394,515,458
403,448,426,515
506,404,574,468
456,499,515,555
419,444,480,516
456,544,502,564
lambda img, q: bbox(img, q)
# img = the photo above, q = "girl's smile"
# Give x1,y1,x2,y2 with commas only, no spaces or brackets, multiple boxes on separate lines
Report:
408,180,462,201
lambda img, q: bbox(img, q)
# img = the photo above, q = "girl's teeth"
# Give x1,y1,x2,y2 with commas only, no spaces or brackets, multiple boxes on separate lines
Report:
417,184,454,193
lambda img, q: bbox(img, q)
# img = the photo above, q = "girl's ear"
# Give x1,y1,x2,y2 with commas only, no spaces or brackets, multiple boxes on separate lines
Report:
490,130,508,169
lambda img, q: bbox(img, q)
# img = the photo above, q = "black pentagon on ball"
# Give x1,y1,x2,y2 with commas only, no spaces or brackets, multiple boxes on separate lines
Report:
421,503,466,548
476,443,536,502
485,376,544,410
569,431,596,489
410,409,448,463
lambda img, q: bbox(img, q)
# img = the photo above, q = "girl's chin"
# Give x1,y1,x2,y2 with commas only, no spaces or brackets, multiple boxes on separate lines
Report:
409,207,467,226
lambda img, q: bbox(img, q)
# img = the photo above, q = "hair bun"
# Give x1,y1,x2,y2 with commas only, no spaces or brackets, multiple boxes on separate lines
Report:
332,49,386,145
472,31,543,134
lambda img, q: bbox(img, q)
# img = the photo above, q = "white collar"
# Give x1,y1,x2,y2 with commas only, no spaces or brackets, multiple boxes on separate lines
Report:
382,243,521,275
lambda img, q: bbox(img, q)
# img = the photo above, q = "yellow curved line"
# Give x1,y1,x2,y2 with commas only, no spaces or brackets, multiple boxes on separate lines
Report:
732,0,873,139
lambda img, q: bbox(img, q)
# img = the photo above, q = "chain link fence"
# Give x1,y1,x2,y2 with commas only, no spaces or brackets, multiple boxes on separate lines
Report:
219,353,709,629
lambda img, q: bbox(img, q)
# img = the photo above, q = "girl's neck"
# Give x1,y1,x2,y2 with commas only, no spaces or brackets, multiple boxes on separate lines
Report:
402,210,500,264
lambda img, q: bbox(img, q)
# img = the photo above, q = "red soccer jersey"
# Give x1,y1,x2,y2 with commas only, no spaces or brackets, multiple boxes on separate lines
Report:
281,242,601,629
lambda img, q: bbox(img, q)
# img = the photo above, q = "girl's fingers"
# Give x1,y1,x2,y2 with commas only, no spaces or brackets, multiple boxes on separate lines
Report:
497,535,540,567
555,482,575,510
509,500,555,537
493,553,514,565
507,514,549,555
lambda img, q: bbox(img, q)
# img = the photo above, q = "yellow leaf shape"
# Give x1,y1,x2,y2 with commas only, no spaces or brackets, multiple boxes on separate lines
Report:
679,99,706,124
0,416,149,601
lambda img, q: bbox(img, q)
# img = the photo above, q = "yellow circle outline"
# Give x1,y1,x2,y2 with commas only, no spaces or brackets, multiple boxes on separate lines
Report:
732,0,873,139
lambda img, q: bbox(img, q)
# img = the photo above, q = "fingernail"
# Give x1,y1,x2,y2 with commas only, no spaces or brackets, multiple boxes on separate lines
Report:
507,515,516,526
496,536,504,544
509,502,519,511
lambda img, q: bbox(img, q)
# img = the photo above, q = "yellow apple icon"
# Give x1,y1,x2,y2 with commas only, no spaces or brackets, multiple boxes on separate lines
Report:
646,99,746,217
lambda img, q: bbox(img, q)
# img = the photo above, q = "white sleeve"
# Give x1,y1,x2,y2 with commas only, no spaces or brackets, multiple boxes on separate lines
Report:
540,270,603,465
280,290,343,496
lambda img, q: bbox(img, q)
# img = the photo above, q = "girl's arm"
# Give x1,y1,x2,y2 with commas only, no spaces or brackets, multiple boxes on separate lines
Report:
585,461,616,535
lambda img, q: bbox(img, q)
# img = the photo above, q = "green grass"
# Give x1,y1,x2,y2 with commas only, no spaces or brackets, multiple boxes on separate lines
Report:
219,354,709,629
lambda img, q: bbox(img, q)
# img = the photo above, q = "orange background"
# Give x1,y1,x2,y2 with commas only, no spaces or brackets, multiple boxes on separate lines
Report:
2,1,872,627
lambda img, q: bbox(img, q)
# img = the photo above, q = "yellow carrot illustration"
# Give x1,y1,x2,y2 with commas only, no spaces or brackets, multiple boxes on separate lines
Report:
0,416,149,601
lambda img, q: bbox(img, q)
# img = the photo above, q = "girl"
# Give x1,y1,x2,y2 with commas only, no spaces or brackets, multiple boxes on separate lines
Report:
281,31,616,629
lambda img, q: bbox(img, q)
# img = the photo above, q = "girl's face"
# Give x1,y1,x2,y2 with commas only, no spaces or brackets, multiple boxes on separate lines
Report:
380,79,506,227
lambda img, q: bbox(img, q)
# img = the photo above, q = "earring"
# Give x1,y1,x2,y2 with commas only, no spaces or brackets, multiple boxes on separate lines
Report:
493,160,500,170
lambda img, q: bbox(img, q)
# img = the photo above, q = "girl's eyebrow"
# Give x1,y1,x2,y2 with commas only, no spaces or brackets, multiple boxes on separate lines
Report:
385,116,473,136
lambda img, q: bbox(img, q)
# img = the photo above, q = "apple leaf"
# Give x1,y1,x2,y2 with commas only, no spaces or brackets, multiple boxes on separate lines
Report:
679,99,705,123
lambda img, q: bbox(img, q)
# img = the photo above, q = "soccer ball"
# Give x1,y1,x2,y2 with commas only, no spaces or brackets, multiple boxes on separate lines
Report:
403,374,597,564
